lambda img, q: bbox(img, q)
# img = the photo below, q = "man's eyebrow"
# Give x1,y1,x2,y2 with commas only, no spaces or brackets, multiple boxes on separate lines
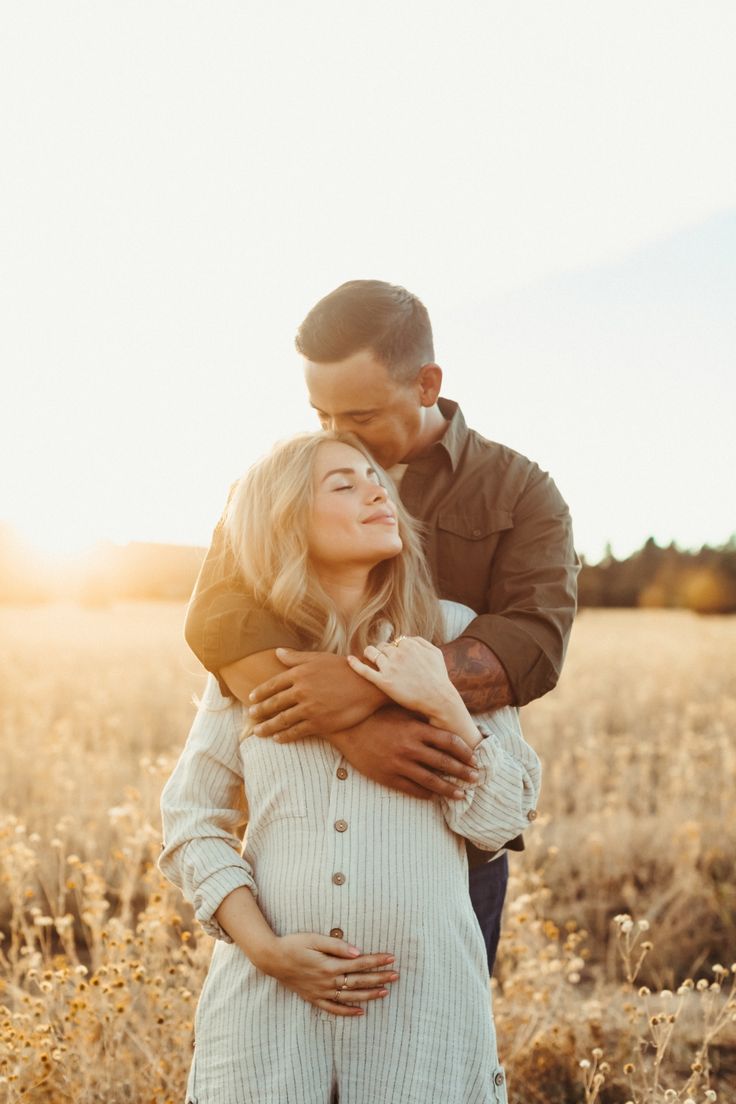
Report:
310,402,378,417
320,466,377,483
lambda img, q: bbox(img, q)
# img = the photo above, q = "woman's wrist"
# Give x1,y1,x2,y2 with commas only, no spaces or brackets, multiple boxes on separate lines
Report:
428,687,482,749
244,930,282,975
213,886,280,972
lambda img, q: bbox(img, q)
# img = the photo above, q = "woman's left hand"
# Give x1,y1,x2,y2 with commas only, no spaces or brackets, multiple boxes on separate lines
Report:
347,637,459,718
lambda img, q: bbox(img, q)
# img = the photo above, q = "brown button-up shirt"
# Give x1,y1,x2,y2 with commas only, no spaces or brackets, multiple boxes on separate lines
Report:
185,399,579,707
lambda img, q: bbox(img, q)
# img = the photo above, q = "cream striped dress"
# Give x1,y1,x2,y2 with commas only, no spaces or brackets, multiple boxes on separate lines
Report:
159,601,541,1104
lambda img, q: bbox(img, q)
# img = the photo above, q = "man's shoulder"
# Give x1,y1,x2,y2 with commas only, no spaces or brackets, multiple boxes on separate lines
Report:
464,422,539,474
446,408,569,518
459,422,548,504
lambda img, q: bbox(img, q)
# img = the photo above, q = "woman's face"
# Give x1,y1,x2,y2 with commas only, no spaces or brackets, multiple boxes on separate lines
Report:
307,441,403,573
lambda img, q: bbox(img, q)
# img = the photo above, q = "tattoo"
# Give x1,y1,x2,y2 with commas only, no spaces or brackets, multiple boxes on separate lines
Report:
442,637,514,712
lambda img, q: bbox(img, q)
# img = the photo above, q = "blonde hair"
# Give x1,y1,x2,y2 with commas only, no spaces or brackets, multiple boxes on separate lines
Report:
225,431,442,655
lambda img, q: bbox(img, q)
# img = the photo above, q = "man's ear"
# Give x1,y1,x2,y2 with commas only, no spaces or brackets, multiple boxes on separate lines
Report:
416,363,443,407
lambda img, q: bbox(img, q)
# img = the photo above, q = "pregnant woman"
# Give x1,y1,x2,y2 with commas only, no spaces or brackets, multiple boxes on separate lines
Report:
159,431,541,1104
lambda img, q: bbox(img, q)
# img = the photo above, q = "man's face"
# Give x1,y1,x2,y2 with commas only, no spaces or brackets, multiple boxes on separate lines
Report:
304,350,426,469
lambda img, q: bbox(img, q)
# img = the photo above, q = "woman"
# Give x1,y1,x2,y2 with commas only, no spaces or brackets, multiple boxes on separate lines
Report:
159,432,540,1104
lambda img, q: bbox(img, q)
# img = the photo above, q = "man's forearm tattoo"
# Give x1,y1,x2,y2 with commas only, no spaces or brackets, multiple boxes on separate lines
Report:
442,638,514,712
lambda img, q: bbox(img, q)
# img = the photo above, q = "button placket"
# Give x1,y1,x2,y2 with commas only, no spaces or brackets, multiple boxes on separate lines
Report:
328,757,350,943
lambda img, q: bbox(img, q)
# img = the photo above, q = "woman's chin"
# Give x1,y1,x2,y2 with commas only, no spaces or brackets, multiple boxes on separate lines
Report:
371,537,403,563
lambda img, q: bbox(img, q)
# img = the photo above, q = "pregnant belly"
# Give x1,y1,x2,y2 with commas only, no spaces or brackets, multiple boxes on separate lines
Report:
244,809,475,955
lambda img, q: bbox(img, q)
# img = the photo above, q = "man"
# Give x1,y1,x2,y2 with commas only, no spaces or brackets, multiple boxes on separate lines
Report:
186,279,579,970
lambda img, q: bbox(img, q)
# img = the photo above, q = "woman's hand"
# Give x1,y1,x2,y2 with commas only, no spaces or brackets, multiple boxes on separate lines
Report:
348,637,460,720
348,637,482,749
257,932,399,1017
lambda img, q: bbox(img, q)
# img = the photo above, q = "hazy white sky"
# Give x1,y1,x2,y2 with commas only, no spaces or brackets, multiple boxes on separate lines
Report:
2,1,735,560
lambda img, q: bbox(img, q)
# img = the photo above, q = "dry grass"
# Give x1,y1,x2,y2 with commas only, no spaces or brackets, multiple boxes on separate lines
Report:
1,603,735,1103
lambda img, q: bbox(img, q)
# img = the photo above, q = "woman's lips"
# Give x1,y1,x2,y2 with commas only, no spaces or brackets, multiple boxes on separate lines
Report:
363,509,397,525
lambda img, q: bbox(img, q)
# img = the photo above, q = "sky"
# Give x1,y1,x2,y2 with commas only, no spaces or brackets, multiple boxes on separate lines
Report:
2,1,735,563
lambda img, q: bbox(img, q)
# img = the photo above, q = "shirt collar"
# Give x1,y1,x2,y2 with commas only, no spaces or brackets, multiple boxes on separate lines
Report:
431,397,467,472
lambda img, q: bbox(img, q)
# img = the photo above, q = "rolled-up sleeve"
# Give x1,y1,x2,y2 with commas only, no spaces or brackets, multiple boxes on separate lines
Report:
158,676,255,942
185,500,304,683
461,466,580,706
440,705,541,851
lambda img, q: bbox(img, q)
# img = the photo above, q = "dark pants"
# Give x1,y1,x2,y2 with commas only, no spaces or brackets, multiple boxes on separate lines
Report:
468,852,509,974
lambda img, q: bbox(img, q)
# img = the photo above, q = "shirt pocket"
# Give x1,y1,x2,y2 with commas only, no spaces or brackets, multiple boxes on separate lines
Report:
240,737,309,824
436,509,513,606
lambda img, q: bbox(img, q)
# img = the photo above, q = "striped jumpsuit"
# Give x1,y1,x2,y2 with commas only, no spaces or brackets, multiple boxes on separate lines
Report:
159,602,541,1103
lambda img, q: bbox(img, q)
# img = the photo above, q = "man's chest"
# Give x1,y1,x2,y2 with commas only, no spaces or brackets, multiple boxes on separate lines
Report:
398,465,513,612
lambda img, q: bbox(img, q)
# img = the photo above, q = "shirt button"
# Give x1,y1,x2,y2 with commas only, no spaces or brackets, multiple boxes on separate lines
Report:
472,528,482,537
527,809,538,821
332,872,346,885
336,767,348,780
329,927,344,939
494,1071,504,1086
334,819,348,832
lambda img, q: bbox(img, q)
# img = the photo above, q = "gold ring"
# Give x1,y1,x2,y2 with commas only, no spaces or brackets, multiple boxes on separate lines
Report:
390,636,406,648
340,974,350,990
335,988,341,1001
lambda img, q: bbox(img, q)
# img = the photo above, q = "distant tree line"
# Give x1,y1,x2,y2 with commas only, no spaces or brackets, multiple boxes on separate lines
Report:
578,536,736,613
1,525,735,612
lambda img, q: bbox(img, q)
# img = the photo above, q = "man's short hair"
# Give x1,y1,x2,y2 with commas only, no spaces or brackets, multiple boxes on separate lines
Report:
295,280,435,382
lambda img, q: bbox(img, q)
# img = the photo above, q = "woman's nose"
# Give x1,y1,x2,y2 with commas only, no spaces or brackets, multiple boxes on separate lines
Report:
368,483,387,502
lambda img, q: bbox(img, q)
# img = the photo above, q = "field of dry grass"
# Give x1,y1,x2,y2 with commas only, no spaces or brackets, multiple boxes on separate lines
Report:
1,603,735,1103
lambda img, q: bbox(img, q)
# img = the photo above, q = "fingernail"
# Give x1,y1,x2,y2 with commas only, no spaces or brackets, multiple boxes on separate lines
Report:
379,989,389,997
348,946,361,956
248,691,256,702
275,648,286,657
389,973,399,980
384,955,395,963
453,789,465,800
253,726,262,736
468,771,480,782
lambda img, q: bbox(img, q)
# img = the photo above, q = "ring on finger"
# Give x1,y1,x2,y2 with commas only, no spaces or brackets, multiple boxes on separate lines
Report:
340,974,350,990
335,988,341,1001
390,635,406,648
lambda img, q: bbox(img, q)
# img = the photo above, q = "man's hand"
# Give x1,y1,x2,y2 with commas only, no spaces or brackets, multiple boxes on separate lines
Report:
248,650,388,741
331,706,479,800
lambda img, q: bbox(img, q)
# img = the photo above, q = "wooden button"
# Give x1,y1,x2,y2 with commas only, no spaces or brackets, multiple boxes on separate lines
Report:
332,872,346,885
336,767,348,780
334,819,348,832
329,927,344,939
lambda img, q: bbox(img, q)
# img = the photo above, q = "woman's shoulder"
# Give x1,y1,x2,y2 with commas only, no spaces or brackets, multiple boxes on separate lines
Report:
438,599,478,643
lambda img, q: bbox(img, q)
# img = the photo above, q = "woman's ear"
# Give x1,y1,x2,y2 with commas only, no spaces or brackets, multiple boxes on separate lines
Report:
416,363,443,407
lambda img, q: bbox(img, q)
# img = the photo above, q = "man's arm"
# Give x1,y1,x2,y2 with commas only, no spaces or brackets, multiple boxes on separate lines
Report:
185,500,303,689
457,465,579,709
440,637,513,713
221,651,478,800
